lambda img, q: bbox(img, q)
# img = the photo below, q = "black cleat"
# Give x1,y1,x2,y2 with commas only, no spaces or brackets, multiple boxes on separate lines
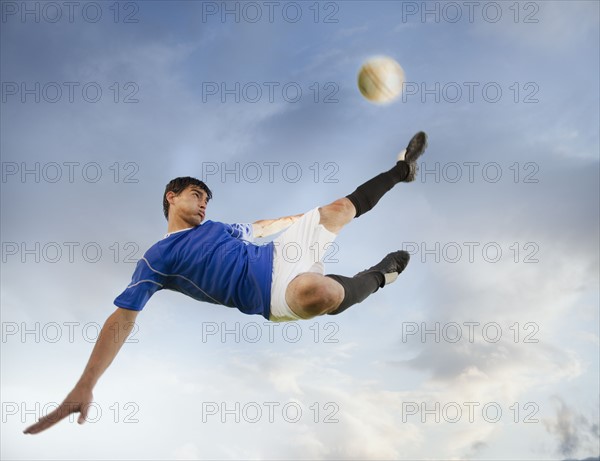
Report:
356,250,410,288
405,131,428,163
397,131,428,182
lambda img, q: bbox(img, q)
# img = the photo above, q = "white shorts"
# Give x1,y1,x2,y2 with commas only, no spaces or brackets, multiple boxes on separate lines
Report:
269,207,337,322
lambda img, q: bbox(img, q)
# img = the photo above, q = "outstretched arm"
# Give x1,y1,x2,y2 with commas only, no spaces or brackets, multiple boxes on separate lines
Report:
23,307,139,435
252,213,304,238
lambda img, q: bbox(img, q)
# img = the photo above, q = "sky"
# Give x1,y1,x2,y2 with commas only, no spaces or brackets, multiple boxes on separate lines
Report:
1,0,599,460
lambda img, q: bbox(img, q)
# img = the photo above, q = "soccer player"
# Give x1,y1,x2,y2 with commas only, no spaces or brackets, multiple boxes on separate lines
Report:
23,131,428,434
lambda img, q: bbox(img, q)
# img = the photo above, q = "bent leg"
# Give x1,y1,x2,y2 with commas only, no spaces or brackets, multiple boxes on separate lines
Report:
285,272,344,319
285,250,410,319
285,270,383,319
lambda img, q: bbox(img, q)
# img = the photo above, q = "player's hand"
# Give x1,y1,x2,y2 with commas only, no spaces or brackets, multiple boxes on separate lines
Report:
23,385,94,435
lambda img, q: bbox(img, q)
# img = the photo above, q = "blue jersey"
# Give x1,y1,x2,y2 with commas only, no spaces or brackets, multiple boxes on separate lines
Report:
114,221,274,319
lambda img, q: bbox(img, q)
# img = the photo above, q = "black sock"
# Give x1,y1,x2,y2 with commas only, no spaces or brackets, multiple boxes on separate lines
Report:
346,161,410,218
325,272,385,315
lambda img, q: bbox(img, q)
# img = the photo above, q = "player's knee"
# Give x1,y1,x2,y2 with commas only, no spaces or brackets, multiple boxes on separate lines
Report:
321,198,355,219
318,198,356,234
291,276,341,317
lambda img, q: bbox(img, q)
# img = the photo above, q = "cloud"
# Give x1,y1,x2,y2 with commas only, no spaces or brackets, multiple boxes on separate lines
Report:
471,1,599,52
543,396,600,458
2,2,598,460
171,442,200,460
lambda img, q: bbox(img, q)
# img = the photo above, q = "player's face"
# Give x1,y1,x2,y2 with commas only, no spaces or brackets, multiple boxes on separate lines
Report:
173,186,208,226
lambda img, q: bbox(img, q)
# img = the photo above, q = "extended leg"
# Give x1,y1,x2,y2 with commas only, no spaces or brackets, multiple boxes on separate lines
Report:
317,131,428,234
346,131,427,218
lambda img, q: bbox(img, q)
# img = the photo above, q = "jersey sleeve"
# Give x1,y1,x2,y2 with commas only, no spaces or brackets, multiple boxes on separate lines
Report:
227,223,254,243
114,257,164,311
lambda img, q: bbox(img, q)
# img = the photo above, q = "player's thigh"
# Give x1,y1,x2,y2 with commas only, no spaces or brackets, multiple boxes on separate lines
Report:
269,208,338,322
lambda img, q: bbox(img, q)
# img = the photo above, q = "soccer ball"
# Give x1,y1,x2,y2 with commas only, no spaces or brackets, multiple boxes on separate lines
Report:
357,56,405,104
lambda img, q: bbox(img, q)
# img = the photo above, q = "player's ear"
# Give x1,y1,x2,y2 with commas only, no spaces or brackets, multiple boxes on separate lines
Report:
166,190,178,206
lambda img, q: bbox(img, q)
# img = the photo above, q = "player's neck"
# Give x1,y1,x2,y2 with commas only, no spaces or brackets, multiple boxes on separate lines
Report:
167,224,194,234
167,217,196,234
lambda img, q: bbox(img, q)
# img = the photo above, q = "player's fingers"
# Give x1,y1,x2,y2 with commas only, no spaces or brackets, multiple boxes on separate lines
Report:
23,403,77,434
23,419,53,435
23,411,65,434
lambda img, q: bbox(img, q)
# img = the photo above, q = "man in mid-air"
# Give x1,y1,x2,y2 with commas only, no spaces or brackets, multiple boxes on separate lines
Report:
23,131,428,434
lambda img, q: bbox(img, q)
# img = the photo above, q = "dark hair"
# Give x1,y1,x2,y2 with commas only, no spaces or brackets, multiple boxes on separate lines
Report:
163,177,213,221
